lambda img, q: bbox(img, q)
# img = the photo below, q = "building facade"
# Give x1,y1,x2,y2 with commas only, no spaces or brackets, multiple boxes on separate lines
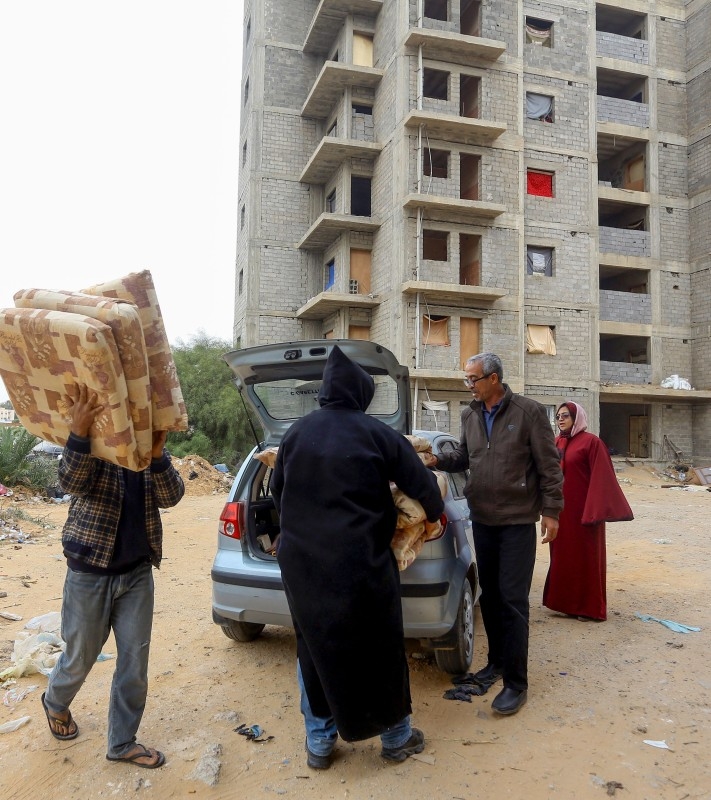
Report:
233,0,711,462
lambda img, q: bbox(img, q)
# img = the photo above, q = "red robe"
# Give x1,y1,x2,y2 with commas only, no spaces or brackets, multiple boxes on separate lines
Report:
542,431,633,620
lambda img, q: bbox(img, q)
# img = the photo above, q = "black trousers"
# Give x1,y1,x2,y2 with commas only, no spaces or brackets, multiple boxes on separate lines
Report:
472,521,537,691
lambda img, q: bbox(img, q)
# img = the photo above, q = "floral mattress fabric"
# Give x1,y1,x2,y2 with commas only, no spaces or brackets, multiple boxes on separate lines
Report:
0,271,188,472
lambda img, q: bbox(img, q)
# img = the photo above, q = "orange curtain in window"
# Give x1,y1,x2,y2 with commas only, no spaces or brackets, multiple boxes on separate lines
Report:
527,171,553,197
422,315,450,346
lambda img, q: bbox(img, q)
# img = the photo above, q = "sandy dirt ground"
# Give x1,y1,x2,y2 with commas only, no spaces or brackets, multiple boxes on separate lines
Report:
1,459,710,800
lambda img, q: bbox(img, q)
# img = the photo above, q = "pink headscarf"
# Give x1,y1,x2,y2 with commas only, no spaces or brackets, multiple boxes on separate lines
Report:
557,401,588,438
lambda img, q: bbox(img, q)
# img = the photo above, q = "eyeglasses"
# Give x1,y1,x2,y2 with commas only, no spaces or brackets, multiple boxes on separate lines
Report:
555,413,571,420
463,373,492,387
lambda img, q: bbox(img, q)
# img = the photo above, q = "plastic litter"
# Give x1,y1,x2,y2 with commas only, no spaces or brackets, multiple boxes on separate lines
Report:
0,716,31,734
24,612,61,633
660,375,693,390
643,739,670,749
3,684,39,708
635,613,701,633
235,723,273,743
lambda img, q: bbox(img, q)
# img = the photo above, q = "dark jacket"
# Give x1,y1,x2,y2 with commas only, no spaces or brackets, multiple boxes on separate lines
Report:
436,385,563,525
58,434,185,569
271,346,444,741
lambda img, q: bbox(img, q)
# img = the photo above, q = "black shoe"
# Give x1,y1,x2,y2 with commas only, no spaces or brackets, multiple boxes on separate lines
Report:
491,687,527,715
305,740,332,770
472,663,503,685
380,728,425,763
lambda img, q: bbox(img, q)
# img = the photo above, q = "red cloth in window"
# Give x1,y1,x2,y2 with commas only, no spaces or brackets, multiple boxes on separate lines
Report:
527,171,553,197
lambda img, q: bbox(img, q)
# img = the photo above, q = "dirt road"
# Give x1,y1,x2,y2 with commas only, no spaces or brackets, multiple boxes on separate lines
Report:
1,464,709,800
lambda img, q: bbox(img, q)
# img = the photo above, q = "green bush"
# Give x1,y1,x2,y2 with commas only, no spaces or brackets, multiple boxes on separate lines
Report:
0,427,60,492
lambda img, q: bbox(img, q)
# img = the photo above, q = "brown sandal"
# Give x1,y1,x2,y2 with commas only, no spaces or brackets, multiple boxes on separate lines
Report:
106,744,166,769
41,692,79,740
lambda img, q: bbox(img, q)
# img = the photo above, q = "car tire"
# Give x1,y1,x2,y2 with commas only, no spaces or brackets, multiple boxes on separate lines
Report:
220,620,266,642
435,577,474,674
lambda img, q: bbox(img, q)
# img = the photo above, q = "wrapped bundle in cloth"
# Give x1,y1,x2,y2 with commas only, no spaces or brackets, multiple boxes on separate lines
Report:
82,270,188,431
13,289,154,469
253,447,279,468
390,471,448,571
0,307,150,470
404,433,438,468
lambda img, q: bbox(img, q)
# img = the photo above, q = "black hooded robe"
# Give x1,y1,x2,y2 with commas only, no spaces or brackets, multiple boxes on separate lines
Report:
271,346,444,741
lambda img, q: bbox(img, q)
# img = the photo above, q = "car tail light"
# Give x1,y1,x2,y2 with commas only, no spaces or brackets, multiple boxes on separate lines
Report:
219,501,246,539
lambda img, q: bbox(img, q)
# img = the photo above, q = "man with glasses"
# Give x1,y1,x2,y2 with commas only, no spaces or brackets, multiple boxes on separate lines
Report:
429,353,562,715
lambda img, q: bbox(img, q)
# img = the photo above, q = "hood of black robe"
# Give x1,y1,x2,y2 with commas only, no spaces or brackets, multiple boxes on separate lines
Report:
317,345,375,412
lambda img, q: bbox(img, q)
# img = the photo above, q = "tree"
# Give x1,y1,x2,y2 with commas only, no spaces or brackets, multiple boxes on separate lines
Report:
168,332,259,468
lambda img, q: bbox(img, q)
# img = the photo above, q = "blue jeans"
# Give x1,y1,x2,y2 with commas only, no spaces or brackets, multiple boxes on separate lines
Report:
44,562,154,757
297,661,412,755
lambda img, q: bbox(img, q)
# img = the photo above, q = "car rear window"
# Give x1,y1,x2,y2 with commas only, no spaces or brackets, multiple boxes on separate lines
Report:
253,373,401,421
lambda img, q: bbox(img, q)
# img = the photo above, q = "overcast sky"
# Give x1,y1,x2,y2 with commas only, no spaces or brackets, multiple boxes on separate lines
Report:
0,1,244,403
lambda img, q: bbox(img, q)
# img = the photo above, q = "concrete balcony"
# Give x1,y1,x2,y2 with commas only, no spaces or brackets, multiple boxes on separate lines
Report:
599,289,651,324
302,62,384,119
599,226,650,258
600,360,652,385
296,291,380,320
298,212,381,250
598,185,650,206
300,138,383,184
597,95,649,128
401,280,507,307
404,109,506,146
304,0,383,55
403,193,506,224
405,27,505,66
596,30,649,64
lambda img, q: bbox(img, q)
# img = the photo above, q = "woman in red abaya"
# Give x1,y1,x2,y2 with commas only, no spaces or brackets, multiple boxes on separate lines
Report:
542,401,633,621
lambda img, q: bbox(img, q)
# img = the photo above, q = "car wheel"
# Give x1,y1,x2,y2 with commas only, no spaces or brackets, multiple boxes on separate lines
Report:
220,620,266,642
435,578,474,674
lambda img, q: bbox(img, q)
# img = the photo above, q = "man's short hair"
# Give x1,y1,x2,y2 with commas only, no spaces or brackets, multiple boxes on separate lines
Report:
466,353,503,382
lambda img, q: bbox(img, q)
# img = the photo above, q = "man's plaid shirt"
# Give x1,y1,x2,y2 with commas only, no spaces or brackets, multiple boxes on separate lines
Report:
58,435,185,569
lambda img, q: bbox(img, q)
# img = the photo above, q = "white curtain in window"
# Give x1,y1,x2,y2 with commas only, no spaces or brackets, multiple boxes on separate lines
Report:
526,324,556,355
526,93,553,120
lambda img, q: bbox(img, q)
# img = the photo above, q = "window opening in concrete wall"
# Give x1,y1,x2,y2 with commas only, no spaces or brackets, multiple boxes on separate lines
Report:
423,229,448,261
422,315,450,346
526,246,554,276
324,259,335,291
461,0,482,36
526,92,554,121
527,170,554,197
599,266,649,293
600,334,650,365
352,103,372,115
525,17,553,47
349,325,370,340
424,0,448,22
459,234,481,285
353,33,374,67
460,154,480,200
327,121,338,137
326,189,336,213
238,269,243,295
597,68,646,103
460,318,480,367
598,136,646,191
599,202,647,232
244,77,249,105
349,248,372,294
351,177,372,216
460,75,480,118
526,325,556,355
423,68,449,100
595,5,646,39
242,141,247,167
423,148,449,178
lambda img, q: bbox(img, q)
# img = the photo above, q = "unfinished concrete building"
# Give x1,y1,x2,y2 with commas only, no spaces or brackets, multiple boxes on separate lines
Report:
233,0,711,463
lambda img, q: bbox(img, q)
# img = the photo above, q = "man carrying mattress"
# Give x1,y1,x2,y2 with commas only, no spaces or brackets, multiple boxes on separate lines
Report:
41,383,184,768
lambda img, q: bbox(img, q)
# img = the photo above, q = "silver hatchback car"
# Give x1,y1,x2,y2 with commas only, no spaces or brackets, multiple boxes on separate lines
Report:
211,339,478,673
